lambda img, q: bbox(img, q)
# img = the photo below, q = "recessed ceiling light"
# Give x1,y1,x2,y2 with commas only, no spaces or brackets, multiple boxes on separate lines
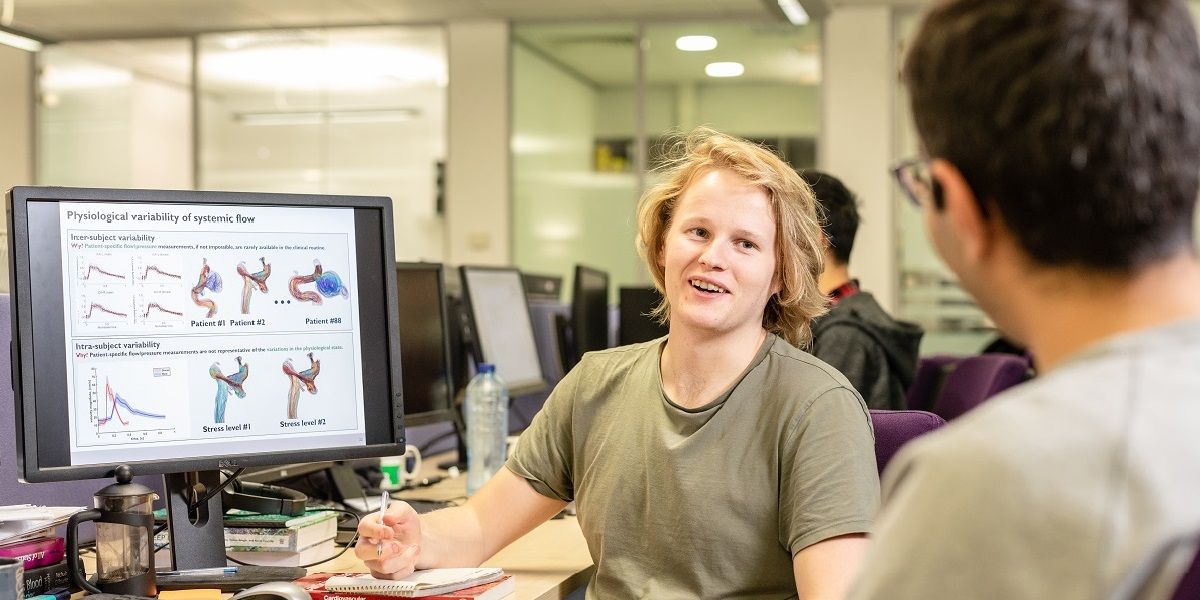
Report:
778,0,811,26
0,30,42,52
705,62,744,78
675,35,717,52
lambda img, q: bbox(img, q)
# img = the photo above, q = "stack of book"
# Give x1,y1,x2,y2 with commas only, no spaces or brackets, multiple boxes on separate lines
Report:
0,532,70,597
225,509,339,567
154,508,340,567
0,505,84,598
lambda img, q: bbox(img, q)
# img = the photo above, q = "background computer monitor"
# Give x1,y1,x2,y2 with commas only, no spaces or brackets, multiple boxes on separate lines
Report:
7,186,406,570
619,286,670,345
395,262,456,427
571,264,610,362
458,265,547,396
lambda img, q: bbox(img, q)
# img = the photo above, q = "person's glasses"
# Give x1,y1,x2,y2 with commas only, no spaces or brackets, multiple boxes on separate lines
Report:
891,157,933,208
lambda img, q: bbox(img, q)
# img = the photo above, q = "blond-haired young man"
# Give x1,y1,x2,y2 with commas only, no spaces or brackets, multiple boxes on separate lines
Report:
359,128,879,599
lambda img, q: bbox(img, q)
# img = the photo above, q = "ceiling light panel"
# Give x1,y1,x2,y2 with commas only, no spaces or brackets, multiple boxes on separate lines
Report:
675,35,717,52
705,61,744,78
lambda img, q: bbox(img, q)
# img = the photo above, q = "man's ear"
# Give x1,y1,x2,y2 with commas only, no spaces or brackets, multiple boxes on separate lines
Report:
930,159,992,263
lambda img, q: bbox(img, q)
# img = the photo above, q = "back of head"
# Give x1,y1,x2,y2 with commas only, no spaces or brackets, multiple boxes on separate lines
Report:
801,170,860,265
904,0,1200,273
635,127,827,347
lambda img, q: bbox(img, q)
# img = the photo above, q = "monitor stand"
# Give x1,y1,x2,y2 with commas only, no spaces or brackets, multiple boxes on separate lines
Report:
438,395,469,471
161,470,305,587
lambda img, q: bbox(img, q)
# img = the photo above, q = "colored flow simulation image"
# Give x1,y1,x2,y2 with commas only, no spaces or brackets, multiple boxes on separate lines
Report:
191,258,223,318
282,352,321,419
238,257,271,314
209,356,250,423
289,259,349,305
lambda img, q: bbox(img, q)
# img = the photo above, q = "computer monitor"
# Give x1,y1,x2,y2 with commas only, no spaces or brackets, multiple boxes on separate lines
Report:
395,262,455,426
7,186,406,570
522,272,562,301
619,286,670,345
571,264,610,361
458,266,547,396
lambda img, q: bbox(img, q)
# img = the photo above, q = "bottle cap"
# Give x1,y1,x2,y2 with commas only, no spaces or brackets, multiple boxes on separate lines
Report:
478,363,495,374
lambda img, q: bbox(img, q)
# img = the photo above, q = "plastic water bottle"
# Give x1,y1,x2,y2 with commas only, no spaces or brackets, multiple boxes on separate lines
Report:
465,363,509,495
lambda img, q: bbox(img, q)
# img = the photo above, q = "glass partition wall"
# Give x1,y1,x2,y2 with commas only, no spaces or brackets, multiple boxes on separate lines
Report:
36,26,448,263
892,11,994,354
512,21,821,303
198,27,447,262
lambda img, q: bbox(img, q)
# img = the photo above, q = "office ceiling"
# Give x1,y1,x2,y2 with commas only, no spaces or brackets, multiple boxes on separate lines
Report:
10,0,941,91
3,0,780,41
515,22,822,87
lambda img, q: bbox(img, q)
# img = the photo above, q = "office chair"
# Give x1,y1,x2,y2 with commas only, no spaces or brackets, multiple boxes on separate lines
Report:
905,354,963,412
1171,543,1200,600
869,409,946,475
932,353,1032,422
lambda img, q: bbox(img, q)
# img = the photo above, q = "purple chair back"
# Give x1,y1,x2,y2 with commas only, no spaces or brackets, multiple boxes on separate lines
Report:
932,353,1031,421
905,354,963,412
869,409,946,475
1171,545,1200,600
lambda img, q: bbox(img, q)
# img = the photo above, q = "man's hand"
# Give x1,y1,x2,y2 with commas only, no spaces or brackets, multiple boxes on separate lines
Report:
355,500,423,579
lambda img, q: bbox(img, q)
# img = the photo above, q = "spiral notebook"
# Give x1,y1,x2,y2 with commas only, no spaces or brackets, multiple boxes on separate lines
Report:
325,568,505,598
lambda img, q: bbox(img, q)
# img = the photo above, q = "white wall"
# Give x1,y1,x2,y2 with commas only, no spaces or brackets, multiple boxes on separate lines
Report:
446,20,510,266
821,6,897,312
0,45,33,194
0,44,32,293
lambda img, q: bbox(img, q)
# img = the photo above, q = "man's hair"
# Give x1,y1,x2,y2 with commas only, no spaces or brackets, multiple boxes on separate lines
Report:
636,127,827,347
903,0,1200,272
801,170,860,265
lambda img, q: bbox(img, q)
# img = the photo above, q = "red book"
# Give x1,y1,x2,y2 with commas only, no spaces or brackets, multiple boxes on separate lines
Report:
0,536,65,569
296,572,514,600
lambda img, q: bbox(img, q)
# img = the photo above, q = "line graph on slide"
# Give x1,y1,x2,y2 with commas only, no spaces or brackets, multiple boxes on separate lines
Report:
76,255,132,283
75,294,132,327
135,255,184,284
84,302,128,319
135,290,186,327
79,362,187,445
97,378,166,426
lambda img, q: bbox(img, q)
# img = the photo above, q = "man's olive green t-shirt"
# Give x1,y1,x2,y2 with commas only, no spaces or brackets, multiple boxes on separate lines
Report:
506,333,879,599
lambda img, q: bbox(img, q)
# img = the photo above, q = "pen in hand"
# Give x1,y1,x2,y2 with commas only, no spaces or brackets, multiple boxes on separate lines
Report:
376,490,389,557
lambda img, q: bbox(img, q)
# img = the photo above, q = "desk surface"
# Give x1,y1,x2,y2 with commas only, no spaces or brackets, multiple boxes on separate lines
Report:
316,459,593,600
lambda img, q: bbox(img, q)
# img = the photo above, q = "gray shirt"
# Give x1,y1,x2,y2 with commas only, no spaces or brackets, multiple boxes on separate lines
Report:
852,318,1200,599
508,333,879,599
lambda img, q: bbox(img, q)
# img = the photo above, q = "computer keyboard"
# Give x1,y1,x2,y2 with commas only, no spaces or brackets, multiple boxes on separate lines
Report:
407,499,454,514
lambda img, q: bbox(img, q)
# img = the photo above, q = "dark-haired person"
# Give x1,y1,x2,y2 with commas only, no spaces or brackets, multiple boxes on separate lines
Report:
852,0,1200,598
804,170,923,410
358,128,880,598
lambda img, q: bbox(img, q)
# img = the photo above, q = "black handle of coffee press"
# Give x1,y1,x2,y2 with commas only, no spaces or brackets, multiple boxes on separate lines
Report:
66,509,104,595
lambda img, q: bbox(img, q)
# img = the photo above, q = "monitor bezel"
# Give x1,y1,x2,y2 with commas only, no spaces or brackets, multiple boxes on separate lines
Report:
8,185,407,483
457,264,548,397
395,261,457,427
571,263,610,359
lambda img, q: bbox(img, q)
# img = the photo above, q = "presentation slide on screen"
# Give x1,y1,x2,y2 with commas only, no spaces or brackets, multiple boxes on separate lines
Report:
57,202,369,465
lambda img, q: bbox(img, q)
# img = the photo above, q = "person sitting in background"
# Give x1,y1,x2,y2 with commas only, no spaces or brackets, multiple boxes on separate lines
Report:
357,128,879,598
805,170,923,410
852,0,1200,597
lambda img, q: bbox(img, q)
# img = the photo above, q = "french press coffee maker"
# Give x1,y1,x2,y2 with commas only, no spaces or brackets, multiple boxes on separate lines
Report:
66,465,159,596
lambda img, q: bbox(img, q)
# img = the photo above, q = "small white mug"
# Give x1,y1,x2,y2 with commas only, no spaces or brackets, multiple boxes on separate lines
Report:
380,445,422,490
